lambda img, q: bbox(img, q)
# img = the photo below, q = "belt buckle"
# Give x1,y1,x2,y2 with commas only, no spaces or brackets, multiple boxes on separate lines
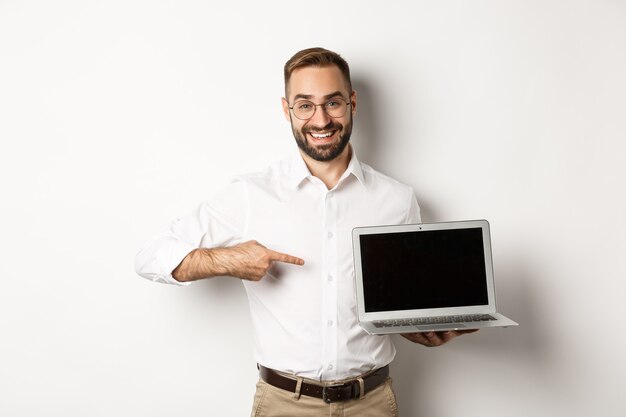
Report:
322,384,346,403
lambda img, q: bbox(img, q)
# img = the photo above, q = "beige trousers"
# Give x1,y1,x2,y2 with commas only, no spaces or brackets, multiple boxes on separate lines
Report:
250,377,399,417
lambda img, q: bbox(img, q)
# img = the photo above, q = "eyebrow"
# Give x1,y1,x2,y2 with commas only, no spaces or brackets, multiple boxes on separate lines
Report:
293,91,345,101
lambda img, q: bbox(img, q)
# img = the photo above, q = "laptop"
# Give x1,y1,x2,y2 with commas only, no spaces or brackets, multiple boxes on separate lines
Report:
352,219,518,334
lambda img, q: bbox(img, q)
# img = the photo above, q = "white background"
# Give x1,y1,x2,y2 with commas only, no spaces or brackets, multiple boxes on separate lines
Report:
1,1,625,416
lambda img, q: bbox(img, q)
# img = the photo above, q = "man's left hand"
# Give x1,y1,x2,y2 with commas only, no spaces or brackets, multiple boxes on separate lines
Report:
401,329,479,347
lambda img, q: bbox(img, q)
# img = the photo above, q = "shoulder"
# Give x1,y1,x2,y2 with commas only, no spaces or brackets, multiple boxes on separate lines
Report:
360,161,421,223
198,158,289,213
233,157,289,183
227,157,296,197
360,161,413,194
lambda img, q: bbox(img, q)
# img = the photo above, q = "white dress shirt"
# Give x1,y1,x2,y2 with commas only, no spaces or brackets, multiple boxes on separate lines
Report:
135,147,421,381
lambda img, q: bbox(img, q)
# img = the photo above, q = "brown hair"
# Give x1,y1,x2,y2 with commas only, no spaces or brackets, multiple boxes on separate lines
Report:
284,47,352,97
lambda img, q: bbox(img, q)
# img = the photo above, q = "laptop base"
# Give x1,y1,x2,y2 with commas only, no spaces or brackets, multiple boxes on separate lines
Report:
360,312,518,335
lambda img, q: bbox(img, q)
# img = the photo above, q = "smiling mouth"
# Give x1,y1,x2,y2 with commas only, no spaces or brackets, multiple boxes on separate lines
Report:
308,130,337,141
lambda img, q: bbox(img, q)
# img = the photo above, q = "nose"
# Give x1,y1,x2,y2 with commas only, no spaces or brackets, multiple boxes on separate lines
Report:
308,104,332,127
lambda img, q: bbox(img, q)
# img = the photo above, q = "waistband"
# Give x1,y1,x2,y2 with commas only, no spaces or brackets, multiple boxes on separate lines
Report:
258,365,389,403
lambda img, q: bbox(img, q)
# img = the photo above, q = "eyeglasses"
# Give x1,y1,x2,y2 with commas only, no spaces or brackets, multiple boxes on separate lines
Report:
288,97,351,120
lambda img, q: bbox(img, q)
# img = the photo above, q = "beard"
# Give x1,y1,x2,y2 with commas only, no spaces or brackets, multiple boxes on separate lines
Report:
291,117,352,162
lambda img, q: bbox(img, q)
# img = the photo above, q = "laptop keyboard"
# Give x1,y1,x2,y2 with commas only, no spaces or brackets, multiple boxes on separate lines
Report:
373,314,496,328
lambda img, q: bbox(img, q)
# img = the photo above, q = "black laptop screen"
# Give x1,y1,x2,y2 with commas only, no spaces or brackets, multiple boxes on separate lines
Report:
359,227,489,313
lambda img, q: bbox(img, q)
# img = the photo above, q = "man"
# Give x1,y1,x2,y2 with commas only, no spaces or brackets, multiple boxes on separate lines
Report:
135,47,475,416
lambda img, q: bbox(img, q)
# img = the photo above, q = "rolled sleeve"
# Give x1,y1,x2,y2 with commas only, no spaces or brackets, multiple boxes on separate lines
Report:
135,236,197,285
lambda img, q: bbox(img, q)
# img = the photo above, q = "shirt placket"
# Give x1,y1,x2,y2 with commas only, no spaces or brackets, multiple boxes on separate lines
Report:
321,189,338,380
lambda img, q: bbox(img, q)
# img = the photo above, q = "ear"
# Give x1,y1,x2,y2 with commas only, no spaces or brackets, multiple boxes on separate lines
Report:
350,90,357,116
281,97,291,122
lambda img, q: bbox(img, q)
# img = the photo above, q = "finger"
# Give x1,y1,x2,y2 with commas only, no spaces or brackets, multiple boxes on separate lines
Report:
443,329,478,339
439,329,478,343
425,332,443,346
401,333,430,345
438,331,456,343
267,250,305,266
413,334,433,345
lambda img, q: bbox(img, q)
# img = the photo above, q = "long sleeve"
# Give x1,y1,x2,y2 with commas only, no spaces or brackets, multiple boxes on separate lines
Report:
134,179,248,285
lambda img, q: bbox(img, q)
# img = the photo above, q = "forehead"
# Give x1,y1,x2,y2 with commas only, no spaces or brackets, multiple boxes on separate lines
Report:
287,65,350,101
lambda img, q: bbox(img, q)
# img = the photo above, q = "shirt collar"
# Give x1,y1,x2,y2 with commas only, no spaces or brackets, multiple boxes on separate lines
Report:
287,145,366,190
288,150,312,189
344,146,366,187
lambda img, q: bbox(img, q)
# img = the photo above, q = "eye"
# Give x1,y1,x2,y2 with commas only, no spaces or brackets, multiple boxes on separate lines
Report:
296,101,313,110
326,100,340,108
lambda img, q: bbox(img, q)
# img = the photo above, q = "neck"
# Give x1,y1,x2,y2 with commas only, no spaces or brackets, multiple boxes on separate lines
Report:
300,145,352,190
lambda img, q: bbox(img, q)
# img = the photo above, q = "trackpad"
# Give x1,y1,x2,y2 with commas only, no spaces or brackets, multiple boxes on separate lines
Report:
415,323,467,331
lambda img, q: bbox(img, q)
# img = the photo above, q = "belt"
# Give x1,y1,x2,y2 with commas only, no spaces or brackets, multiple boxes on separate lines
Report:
258,365,389,403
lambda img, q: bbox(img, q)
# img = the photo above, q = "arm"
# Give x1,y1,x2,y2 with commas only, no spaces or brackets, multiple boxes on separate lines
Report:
172,240,304,282
135,180,249,285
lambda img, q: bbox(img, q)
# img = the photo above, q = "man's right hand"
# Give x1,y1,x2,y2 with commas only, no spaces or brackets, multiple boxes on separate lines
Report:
172,240,305,282
216,240,305,281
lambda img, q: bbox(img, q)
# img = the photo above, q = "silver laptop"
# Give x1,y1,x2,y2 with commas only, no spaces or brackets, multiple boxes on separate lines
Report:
352,220,518,334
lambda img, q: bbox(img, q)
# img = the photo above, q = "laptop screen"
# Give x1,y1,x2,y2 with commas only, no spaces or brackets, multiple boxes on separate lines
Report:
359,227,489,313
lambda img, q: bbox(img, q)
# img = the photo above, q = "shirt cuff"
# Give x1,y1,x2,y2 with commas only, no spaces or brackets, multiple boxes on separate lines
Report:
163,242,198,285
140,241,198,286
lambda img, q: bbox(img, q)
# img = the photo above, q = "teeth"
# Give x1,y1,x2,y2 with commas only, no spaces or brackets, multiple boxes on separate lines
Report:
311,132,332,138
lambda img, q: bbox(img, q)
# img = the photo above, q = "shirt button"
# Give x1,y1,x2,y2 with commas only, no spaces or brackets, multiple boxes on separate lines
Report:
327,231,333,238
328,364,334,371
327,320,333,327
327,275,333,282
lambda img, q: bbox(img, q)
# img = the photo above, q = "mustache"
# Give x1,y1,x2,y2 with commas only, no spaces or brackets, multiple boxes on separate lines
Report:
304,121,342,133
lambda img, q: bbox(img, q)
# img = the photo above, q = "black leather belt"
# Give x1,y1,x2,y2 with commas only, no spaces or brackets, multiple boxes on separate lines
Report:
258,365,389,403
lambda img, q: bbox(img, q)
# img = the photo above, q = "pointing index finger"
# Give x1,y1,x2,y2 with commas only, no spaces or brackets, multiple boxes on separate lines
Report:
268,250,305,266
